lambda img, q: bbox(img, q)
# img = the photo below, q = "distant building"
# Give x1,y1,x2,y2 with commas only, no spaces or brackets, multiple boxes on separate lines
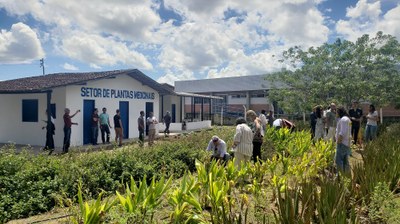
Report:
175,75,280,123
175,74,400,124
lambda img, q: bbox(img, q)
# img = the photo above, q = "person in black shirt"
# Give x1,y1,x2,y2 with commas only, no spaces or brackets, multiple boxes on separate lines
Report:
137,111,145,146
163,111,171,136
91,108,99,145
310,107,317,139
42,110,55,154
348,101,363,145
114,109,123,147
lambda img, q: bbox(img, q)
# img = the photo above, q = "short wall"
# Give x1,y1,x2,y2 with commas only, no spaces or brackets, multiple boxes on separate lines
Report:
157,120,212,132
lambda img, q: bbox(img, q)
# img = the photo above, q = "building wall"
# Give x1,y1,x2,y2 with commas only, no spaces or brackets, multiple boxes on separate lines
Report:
0,74,160,147
65,74,159,146
161,95,181,122
0,93,44,145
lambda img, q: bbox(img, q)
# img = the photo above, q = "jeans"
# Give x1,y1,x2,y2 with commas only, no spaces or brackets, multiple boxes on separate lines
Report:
164,123,170,134
92,126,98,144
351,125,360,144
100,124,110,143
335,143,351,174
138,129,144,144
365,125,377,142
63,127,71,153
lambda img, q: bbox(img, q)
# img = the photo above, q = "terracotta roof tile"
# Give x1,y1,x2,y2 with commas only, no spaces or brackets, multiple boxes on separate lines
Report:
0,69,171,95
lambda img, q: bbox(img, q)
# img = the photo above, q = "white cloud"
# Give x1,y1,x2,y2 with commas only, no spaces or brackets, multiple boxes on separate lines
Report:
0,22,44,64
57,31,153,69
336,1,400,41
9,0,398,84
157,70,196,85
62,63,78,71
346,0,381,19
158,0,329,82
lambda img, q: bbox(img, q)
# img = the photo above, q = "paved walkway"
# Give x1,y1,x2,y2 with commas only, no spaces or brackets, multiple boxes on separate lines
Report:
0,132,185,155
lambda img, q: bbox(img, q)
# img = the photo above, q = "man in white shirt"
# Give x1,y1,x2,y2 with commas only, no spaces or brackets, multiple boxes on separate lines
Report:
232,117,253,168
335,106,352,175
146,112,158,146
206,136,229,162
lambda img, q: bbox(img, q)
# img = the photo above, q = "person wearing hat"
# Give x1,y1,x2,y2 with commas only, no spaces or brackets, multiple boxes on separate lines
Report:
232,117,253,168
206,136,229,162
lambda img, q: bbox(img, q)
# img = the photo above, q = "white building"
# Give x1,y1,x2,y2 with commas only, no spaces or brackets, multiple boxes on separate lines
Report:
0,69,171,147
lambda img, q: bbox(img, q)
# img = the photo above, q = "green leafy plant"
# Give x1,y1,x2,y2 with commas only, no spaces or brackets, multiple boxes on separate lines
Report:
116,175,172,223
72,183,115,224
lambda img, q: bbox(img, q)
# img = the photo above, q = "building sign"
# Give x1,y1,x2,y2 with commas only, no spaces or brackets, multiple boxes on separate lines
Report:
81,87,155,100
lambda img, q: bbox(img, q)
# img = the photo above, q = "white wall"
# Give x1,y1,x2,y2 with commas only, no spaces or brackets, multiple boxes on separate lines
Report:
157,120,211,132
228,96,247,105
250,97,269,104
0,74,160,147
0,93,45,146
65,74,159,146
161,95,181,122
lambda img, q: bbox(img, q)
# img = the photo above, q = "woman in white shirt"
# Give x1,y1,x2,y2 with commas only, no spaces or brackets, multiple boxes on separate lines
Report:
365,104,379,142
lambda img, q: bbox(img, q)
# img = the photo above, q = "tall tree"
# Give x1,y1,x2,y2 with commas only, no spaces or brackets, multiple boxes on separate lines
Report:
268,32,400,113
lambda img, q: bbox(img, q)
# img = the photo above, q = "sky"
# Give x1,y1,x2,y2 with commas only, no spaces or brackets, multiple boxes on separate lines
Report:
0,0,399,84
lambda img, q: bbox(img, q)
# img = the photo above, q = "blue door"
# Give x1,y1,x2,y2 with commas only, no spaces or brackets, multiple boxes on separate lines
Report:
145,102,154,135
171,104,176,123
83,100,95,144
119,101,129,139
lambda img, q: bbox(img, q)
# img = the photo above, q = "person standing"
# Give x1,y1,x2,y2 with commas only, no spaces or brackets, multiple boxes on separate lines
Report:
137,111,145,146
163,111,171,136
325,103,337,142
91,108,99,145
335,106,352,175
314,105,325,141
267,110,274,127
114,109,123,147
310,107,317,139
63,108,80,153
246,110,264,163
42,110,55,154
146,112,158,146
99,107,112,144
349,101,363,145
232,117,253,168
365,104,379,143
259,109,268,134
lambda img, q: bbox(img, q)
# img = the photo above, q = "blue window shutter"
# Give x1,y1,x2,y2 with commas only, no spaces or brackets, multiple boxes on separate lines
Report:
22,99,38,122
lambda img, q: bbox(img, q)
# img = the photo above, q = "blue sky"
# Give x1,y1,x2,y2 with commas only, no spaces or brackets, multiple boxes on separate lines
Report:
0,0,399,84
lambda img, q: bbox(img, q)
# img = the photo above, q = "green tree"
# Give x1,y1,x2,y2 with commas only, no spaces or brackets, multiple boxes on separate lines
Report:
268,31,400,113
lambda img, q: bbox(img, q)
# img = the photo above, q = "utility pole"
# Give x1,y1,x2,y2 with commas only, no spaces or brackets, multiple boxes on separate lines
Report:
40,58,45,76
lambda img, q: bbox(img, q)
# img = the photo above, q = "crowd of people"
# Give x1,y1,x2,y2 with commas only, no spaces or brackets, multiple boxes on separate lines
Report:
310,101,379,174
206,109,294,168
42,108,173,154
208,102,379,174
42,102,379,174
310,101,379,145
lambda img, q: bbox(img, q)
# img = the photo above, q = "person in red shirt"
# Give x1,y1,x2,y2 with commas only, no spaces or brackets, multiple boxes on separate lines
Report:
63,108,80,153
